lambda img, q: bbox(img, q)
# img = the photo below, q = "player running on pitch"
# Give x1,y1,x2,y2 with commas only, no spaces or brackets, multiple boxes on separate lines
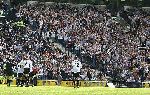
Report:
71,56,82,88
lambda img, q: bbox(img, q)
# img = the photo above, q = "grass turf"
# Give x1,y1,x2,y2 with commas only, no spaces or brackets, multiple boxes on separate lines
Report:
0,85,150,95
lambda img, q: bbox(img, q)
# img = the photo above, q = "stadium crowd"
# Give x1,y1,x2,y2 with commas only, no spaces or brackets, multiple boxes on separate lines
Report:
0,2,150,86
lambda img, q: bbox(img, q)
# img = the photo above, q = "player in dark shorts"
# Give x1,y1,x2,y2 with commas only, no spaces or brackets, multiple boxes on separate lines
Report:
71,56,82,88
72,72,80,88
17,73,24,87
17,63,24,87
24,68,30,75
23,56,33,87
29,71,35,87
24,68,30,87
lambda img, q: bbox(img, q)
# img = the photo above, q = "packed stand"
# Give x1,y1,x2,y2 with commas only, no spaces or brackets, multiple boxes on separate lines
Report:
0,3,105,82
23,3,150,84
0,3,150,86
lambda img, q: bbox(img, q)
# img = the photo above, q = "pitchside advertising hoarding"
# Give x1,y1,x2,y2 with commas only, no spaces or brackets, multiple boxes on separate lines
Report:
142,82,150,88
0,78,107,87
1,79,150,88
36,81,150,88
36,80,107,87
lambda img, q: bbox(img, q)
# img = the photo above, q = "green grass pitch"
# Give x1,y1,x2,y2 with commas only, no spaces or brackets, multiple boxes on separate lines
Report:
0,85,150,95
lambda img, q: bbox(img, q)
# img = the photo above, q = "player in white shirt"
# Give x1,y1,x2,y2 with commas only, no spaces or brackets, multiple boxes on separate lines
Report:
24,59,33,74
22,55,33,87
17,60,24,87
71,56,82,88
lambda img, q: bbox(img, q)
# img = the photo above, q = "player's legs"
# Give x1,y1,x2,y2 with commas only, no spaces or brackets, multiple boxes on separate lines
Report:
73,72,80,88
16,76,20,87
17,73,20,87
6,76,10,87
25,74,29,87
24,68,30,87
76,72,80,88
21,75,25,87
29,72,34,87
3,71,7,84
7,76,12,87
77,80,79,88
17,73,23,87
33,74,37,86
6,71,13,87
72,72,76,88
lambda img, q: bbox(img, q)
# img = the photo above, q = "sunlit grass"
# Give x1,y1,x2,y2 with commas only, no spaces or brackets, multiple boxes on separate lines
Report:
0,85,150,95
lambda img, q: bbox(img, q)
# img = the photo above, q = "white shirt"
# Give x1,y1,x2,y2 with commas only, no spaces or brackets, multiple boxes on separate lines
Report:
17,62,24,74
23,60,33,72
71,60,82,73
